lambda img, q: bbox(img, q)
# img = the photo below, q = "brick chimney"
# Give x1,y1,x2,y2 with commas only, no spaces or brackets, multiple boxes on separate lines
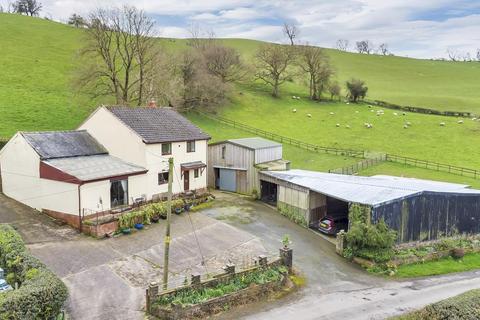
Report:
147,99,157,108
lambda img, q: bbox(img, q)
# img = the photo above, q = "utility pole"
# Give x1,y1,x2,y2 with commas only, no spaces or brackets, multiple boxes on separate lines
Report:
163,157,174,290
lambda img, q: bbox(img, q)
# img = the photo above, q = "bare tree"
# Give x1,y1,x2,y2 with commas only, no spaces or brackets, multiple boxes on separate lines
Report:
202,44,247,83
68,13,86,28
378,43,389,55
356,40,373,54
13,0,41,16
283,22,299,46
297,45,333,100
186,23,216,50
447,48,460,61
328,81,341,100
76,6,157,106
255,44,296,97
336,39,349,51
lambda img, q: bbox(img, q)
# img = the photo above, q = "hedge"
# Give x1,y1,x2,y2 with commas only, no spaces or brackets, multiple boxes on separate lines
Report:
394,289,480,319
0,224,68,319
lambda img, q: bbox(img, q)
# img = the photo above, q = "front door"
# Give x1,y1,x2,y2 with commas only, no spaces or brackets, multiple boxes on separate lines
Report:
184,170,190,191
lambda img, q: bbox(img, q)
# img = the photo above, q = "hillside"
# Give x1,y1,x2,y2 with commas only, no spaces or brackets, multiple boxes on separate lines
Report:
1,13,480,187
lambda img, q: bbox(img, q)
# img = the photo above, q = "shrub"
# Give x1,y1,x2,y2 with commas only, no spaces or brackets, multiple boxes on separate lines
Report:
450,248,465,259
345,204,397,263
0,225,68,319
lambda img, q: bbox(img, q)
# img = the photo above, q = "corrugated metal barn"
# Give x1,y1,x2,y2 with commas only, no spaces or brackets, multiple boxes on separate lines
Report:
208,137,289,194
260,170,480,243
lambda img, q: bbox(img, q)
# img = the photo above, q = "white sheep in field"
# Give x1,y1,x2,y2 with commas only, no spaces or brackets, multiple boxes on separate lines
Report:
364,123,373,128
440,122,446,126
393,112,398,116
355,110,359,113
403,124,408,129
292,96,297,99
329,112,335,115
346,124,351,129
336,123,340,127
292,109,297,113
307,113,312,118
346,102,350,105
296,96,301,100
472,117,477,121
458,120,464,124
406,121,411,126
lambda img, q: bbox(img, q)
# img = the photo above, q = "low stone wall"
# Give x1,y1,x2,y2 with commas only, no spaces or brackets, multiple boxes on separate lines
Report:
82,219,118,238
147,250,293,320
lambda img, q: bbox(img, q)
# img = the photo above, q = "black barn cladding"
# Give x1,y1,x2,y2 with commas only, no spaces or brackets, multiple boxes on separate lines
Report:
259,170,480,243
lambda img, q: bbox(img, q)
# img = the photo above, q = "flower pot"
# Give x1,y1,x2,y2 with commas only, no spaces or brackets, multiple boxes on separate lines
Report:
174,208,183,215
160,215,167,220
151,216,160,223
134,223,144,230
121,228,131,235
184,204,192,211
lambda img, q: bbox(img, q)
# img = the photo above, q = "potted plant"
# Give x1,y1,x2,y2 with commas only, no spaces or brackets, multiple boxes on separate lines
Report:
134,210,145,230
282,234,291,249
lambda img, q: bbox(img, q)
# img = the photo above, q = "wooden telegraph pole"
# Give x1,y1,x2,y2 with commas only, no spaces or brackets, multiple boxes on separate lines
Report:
163,157,174,290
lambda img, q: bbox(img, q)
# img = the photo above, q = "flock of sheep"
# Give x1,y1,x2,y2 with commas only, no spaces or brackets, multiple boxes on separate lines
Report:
291,100,477,129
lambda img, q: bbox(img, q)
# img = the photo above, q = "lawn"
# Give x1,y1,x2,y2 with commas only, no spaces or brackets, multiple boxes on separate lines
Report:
395,252,480,278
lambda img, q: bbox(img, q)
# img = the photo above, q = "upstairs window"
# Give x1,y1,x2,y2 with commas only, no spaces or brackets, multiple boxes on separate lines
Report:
162,143,172,155
158,172,169,185
187,141,196,153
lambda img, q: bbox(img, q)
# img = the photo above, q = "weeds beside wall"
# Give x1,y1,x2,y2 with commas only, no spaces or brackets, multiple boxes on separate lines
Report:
277,202,308,227
0,224,68,319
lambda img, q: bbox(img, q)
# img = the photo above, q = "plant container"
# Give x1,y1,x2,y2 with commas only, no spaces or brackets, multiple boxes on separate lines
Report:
134,223,144,230
174,208,183,215
151,216,160,223
121,228,131,235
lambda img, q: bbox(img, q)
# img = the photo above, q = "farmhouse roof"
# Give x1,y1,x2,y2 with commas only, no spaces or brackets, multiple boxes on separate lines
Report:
210,137,281,150
43,154,147,182
106,106,211,144
22,130,108,160
261,170,480,207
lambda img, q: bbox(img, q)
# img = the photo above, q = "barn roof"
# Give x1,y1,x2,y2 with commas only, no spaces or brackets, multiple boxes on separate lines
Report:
261,170,480,206
43,155,147,182
210,137,281,150
22,130,108,160
106,106,211,144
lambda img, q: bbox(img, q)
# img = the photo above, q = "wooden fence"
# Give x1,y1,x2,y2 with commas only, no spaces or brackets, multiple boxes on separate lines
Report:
197,111,365,158
329,155,386,175
198,112,480,180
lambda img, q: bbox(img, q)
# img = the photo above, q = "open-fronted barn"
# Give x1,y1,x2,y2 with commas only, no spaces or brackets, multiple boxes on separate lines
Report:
260,169,480,242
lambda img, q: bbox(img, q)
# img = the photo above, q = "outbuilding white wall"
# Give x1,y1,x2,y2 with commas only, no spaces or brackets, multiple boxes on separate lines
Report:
0,134,79,214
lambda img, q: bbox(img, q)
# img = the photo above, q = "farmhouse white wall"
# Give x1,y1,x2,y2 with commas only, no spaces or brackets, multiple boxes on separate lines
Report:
0,134,78,214
79,107,147,167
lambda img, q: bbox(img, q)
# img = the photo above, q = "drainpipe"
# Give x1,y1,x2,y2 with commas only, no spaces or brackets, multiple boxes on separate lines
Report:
78,184,82,233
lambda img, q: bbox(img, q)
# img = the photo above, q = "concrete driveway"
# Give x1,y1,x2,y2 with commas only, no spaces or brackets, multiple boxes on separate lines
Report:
0,193,267,320
203,192,480,320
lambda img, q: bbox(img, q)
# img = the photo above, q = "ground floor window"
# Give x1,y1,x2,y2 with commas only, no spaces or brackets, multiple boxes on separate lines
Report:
111,179,128,208
158,171,169,185
194,168,199,178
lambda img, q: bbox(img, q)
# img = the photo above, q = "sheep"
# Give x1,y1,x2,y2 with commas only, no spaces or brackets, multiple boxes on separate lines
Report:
336,123,340,127
307,113,312,118
393,112,398,116
346,102,350,105
292,95,297,99
439,122,446,126
406,121,411,126
403,124,408,129
292,109,297,113
370,110,375,113
364,123,373,128
472,117,477,121
329,112,335,115
355,110,359,113
458,120,464,124
345,124,351,129
296,96,301,100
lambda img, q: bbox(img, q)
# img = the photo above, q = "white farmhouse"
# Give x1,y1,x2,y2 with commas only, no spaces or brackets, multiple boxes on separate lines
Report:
0,130,147,228
79,105,210,199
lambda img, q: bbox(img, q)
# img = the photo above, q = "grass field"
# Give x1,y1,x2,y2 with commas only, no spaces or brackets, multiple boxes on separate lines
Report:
395,253,480,278
1,13,480,185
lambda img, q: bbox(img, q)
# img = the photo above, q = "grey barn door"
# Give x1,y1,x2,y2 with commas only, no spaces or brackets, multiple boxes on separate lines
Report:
219,169,236,192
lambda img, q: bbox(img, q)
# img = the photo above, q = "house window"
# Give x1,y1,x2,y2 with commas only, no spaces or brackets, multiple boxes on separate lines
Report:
187,141,195,153
158,172,169,185
194,169,199,178
162,143,172,155
221,146,226,159
110,179,128,208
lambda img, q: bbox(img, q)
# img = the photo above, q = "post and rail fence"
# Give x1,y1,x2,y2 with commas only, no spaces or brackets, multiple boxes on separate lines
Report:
196,111,480,180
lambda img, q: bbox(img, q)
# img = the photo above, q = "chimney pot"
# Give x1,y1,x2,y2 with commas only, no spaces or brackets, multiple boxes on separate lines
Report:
148,100,157,108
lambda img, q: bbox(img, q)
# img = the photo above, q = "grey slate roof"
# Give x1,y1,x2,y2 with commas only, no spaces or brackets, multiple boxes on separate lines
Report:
22,130,108,160
212,137,281,150
44,155,147,182
107,107,211,144
261,170,480,207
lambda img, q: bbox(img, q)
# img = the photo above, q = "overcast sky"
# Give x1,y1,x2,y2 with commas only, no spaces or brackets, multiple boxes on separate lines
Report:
6,0,480,59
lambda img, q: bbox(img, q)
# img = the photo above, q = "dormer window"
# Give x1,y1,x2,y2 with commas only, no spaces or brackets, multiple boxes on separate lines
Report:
187,141,195,153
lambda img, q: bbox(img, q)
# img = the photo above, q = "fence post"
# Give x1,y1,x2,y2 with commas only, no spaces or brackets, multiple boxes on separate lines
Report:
279,247,293,274
146,282,159,313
